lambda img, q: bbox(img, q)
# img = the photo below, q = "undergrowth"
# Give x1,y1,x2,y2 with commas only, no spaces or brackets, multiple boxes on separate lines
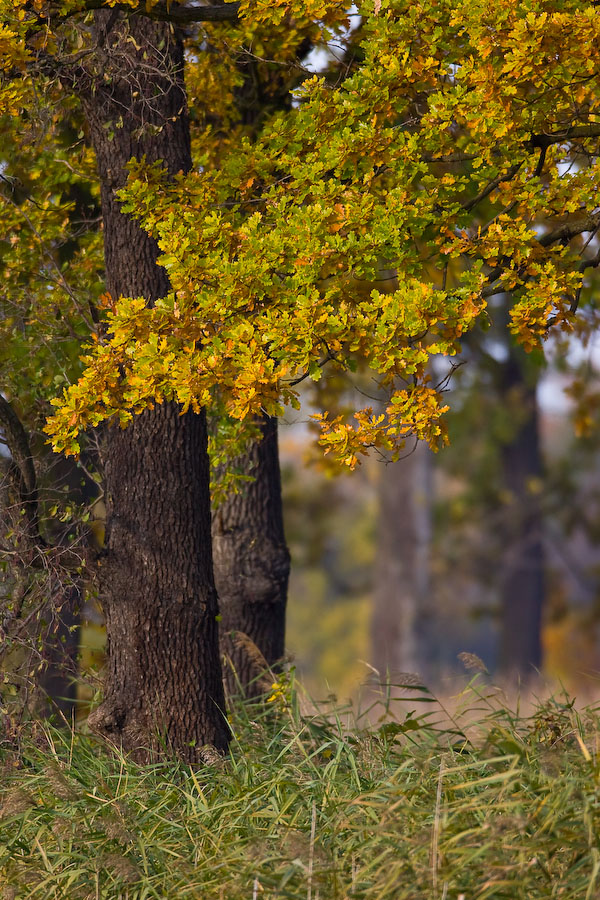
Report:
1,675,599,899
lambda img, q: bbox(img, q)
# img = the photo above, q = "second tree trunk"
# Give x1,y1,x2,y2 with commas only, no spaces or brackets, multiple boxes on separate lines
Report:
212,415,290,695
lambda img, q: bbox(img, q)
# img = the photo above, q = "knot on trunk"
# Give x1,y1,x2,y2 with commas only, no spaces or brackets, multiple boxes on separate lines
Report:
88,701,127,737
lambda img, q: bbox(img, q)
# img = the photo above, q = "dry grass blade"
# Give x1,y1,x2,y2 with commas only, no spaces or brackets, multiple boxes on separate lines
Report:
457,652,489,675
228,631,274,691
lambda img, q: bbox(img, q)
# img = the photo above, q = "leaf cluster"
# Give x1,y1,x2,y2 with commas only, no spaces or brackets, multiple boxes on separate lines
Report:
36,0,600,467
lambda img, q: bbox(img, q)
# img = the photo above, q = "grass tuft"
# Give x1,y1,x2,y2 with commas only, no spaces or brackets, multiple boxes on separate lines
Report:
1,677,600,898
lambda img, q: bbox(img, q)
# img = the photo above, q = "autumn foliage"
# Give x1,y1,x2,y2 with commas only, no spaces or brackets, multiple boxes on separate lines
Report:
2,0,600,467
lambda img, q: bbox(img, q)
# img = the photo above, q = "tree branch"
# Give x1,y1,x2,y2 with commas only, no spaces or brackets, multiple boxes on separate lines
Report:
58,0,240,24
481,213,600,298
537,214,600,249
529,124,600,149
0,394,45,548
0,395,37,498
461,162,522,213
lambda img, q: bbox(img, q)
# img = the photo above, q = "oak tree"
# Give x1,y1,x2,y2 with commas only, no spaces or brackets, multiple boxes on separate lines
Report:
3,0,600,753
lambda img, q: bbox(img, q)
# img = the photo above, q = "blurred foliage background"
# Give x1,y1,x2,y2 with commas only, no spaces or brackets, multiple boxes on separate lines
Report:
277,321,600,701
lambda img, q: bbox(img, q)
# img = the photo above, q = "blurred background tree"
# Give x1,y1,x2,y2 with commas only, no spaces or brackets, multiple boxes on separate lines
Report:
281,313,600,699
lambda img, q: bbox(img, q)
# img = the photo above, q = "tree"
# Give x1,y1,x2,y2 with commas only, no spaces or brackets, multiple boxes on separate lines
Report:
1,0,324,753
77,11,232,757
0,326,95,720
213,414,290,695
1,3,235,759
3,0,600,754
0,72,105,720
498,351,545,676
371,441,432,682
49,0,600,460
432,312,547,680
201,34,317,693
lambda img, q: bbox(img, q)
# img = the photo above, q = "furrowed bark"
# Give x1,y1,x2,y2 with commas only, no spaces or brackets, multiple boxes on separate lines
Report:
83,11,228,759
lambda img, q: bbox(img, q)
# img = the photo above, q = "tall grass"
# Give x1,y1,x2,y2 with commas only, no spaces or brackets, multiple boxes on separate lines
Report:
1,675,599,899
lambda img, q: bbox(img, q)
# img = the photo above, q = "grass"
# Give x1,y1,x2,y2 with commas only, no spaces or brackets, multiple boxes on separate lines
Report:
1,674,600,899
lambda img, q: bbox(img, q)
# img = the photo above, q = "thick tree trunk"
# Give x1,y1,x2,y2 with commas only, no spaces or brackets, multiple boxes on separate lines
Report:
213,415,290,695
83,12,228,759
371,441,432,683
94,404,228,757
498,353,544,680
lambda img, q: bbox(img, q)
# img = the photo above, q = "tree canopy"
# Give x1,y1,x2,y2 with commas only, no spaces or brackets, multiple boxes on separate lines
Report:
2,0,600,463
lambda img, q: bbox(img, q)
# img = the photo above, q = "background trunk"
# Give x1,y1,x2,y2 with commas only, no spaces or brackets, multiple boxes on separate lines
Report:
213,415,290,695
498,351,544,679
37,585,80,720
37,452,100,721
207,50,296,699
371,441,432,684
83,11,228,759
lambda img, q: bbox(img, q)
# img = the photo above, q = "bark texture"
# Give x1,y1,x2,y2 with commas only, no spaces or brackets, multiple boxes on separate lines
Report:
83,11,228,758
498,353,544,679
212,415,290,695
371,442,432,683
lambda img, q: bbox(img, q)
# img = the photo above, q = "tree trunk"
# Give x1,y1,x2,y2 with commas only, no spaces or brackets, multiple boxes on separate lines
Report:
37,584,80,721
212,415,290,695
498,352,544,680
371,441,432,683
37,452,100,721
206,50,294,699
83,11,228,759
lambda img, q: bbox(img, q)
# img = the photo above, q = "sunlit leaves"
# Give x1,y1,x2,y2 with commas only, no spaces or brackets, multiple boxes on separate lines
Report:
7,0,598,465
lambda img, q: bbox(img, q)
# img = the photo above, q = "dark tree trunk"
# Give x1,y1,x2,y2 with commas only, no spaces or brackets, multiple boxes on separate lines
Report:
371,441,432,684
206,51,294,698
37,584,80,721
37,452,100,721
498,352,544,680
212,415,290,695
93,404,228,757
0,403,83,722
83,12,228,759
